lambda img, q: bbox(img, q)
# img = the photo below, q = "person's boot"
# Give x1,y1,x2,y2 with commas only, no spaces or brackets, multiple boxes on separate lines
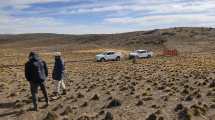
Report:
33,104,38,111
44,101,49,108
62,89,67,95
34,107,38,111
32,99,38,111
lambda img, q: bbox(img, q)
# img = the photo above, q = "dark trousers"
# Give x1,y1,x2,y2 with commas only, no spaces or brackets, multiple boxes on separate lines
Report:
30,82,49,109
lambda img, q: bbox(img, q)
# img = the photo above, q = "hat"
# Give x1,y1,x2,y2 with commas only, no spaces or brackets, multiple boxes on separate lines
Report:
29,51,39,60
29,51,36,57
54,52,61,56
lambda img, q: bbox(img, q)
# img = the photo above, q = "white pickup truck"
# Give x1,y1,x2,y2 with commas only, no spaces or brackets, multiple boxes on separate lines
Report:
129,50,153,59
96,51,122,62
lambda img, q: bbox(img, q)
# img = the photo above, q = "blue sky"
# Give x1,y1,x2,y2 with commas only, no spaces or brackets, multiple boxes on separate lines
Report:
0,0,215,34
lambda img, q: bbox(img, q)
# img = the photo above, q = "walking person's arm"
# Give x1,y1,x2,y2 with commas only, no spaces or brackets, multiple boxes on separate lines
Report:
25,62,31,81
43,61,48,78
59,59,65,75
61,59,65,78
62,60,65,72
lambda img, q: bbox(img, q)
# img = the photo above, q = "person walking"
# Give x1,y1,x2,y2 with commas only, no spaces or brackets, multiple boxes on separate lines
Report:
25,52,49,111
52,52,66,96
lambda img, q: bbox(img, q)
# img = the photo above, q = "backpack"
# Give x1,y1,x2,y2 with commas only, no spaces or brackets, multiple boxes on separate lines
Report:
31,60,46,83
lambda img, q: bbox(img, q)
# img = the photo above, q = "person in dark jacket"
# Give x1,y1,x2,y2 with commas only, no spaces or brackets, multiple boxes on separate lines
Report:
25,52,49,111
52,52,66,96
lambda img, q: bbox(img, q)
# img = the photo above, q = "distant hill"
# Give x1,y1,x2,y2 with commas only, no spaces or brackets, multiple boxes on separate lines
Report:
0,27,215,53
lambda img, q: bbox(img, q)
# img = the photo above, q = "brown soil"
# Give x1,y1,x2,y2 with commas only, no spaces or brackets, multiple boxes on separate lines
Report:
0,27,215,120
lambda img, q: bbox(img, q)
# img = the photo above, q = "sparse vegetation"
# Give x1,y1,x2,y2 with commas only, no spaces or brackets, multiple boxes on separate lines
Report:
0,27,215,120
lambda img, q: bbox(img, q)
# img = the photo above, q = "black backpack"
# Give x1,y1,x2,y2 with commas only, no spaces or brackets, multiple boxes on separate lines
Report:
31,60,46,83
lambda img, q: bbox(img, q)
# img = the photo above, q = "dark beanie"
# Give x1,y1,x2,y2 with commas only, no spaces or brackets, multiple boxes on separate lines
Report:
29,51,36,58
28,51,39,60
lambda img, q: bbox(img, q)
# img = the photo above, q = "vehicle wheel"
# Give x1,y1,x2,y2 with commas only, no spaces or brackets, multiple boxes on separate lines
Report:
116,56,120,61
147,55,151,58
100,58,105,62
129,56,134,60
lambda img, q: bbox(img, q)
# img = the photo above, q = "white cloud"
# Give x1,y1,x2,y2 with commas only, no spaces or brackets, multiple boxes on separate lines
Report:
58,0,215,15
0,0,69,5
0,0,69,9
0,0,215,34
105,14,215,30
0,14,133,34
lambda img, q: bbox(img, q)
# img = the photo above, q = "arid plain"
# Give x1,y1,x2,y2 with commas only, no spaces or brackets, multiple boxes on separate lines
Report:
0,27,215,120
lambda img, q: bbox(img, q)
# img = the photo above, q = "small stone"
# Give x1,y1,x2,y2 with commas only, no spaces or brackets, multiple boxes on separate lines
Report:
77,115,90,120
9,92,17,97
99,110,105,115
77,92,84,98
107,99,121,108
158,116,164,120
175,104,184,112
155,110,161,115
146,113,157,120
142,97,153,101
91,94,99,100
80,102,88,107
15,100,24,108
136,100,143,106
185,95,193,101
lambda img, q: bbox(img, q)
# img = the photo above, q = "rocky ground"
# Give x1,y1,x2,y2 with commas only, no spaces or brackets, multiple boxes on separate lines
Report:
0,27,215,120
0,47,215,120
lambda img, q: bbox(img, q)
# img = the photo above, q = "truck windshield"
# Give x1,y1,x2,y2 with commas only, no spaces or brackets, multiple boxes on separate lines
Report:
137,51,146,53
